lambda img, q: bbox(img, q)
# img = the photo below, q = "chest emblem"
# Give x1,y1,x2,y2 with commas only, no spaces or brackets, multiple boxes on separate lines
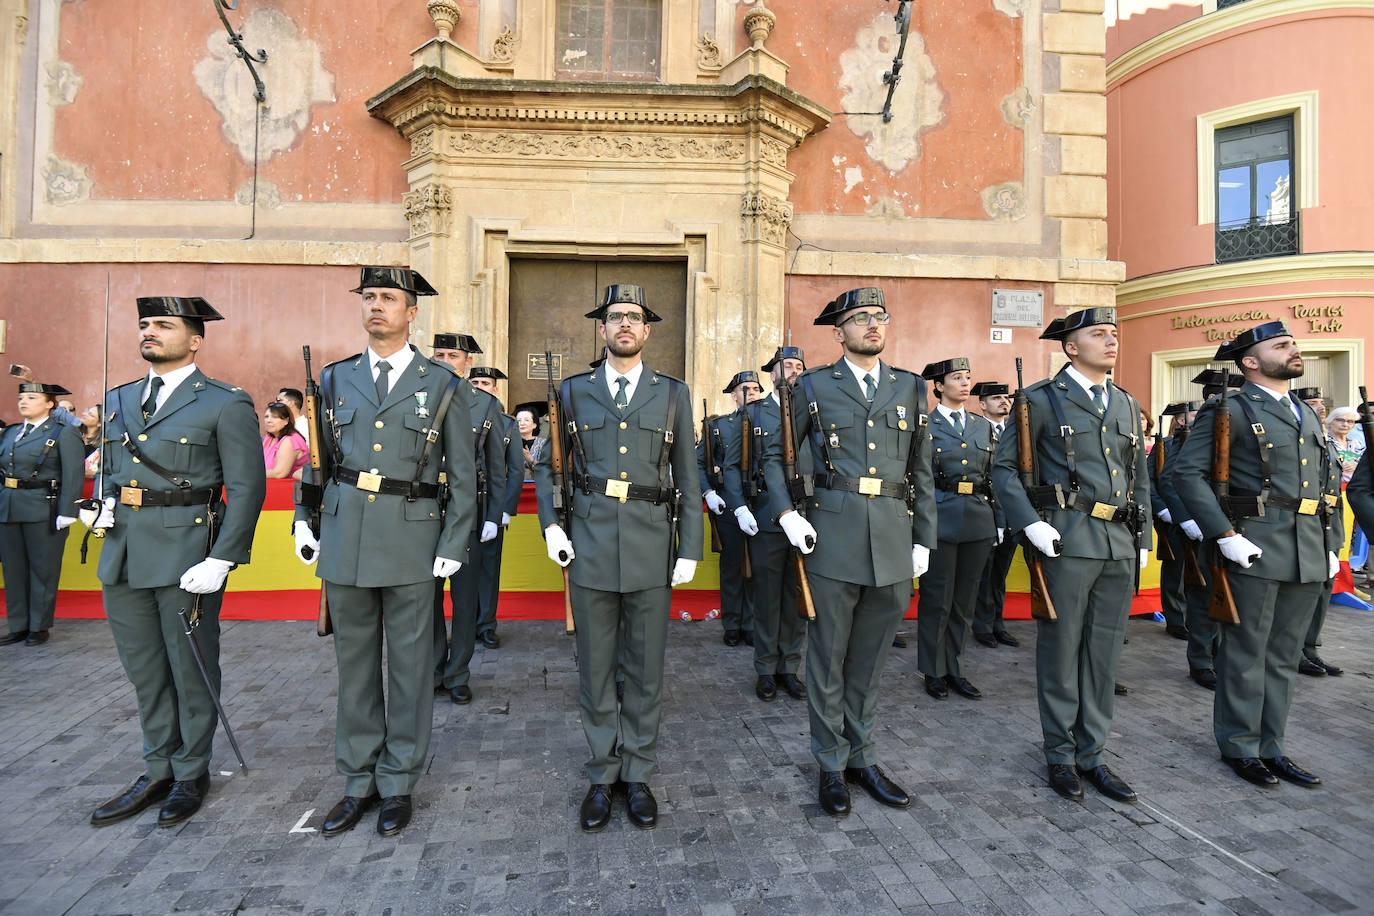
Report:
829,432,840,449
414,392,430,418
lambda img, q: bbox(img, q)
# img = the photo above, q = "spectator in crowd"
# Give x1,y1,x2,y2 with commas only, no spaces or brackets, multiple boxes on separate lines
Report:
80,405,102,477
262,402,308,479
1327,407,1364,483
515,401,548,478
278,387,310,444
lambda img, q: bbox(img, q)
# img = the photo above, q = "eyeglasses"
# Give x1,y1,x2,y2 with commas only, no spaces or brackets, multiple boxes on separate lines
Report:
838,311,891,328
604,311,645,325
1331,418,1357,425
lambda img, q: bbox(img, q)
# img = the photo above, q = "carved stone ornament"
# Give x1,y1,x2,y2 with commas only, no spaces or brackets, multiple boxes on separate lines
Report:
411,127,436,158
741,190,793,246
42,154,91,206
235,178,283,209
45,60,83,108
697,32,723,70
447,131,747,162
1000,86,1035,129
427,0,461,41
759,137,789,169
980,181,1027,222
992,0,1026,18
491,24,516,63
743,2,776,48
403,183,454,237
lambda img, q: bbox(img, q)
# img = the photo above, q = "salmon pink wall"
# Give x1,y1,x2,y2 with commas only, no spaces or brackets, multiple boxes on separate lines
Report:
1105,2,1201,62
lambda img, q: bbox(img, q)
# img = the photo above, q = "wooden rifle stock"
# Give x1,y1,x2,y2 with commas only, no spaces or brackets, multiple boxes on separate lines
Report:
1207,367,1241,624
1152,417,1176,563
739,410,752,579
302,346,332,637
702,400,723,553
1014,358,1057,621
777,378,816,621
545,350,575,635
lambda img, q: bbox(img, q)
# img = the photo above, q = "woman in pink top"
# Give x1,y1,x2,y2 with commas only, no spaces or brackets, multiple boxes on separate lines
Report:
262,402,308,479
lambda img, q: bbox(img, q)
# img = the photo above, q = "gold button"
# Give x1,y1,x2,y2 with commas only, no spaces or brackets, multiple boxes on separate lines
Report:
429,512,435,518
1111,469,1118,476
133,457,141,464
1301,458,1308,466
1115,491,1122,497
867,420,874,427
373,443,382,452
936,448,942,453
960,443,967,448
619,445,628,454
869,467,877,474
619,422,628,429
1299,438,1305,444
368,494,376,502
195,517,203,524
1104,447,1110,455
370,468,379,474
620,472,628,479
830,424,836,429
137,434,147,442
375,420,384,429
868,442,876,450
129,479,138,487
961,459,968,465
180,437,188,444
130,505,139,511
583,424,589,431
1303,481,1309,487
619,497,627,504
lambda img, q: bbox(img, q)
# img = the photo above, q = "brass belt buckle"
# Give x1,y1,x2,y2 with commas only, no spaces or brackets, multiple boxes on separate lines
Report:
1090,501,1117,520
2,477,16,489
1325,493,1339,507
956,481,974,495
120,486,144,507
355,471,383,493
858,476,882,496
605,479,629,501
1297,498,1319,515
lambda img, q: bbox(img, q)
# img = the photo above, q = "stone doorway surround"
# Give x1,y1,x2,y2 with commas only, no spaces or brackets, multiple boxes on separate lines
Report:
365,1,830,412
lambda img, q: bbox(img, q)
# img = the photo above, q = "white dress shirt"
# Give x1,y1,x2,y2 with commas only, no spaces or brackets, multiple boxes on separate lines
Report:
142,362,199,414
605,360,645,405
1064,364,1110,409
841,356,882,397
368,344,415,396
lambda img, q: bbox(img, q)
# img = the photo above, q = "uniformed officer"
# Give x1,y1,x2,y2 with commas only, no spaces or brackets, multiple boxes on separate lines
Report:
534,284,702,832
89,297,266,828
1293,387,1344,678
1150,403,1191,642
722,348,808,703
916,358,998,701
0,383,84,646
970,381,1020,649
468,367,523,653
428,336,507,705
763,287,937,818
293,268,476,836
699,371,760,647
1346,444,1374,586
992,307,1151,804
1174,321,1335,789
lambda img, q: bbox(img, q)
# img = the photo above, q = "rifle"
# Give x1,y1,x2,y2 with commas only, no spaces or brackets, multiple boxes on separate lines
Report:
1207,366,1241,624
300,345,333,637
1172,416,1209,587
1152,414,1176,563
1014,358,1057,621
545,349,575,635
701,399,723,553
737,409,753,579
78,274,110,561
776,376,816,621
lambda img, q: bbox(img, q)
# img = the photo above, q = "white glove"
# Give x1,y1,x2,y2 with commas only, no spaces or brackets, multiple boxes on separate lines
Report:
912,544,930,579
480,521,499,543
501,512,511,528
1180,519,1203,541
670,557,697,587
1139,548,1150,572
55,515,77,531
1329,551,1340,579
704,491,726,515
545,524,575,566
93,496,116,530
179,557,233,594
778,511,817,554
293,519,320,565
996,527,1005,545
1024,520,1062,557
1218,533,1262,568
735,506,759,536
1156,508,1172,524
433,556,461,578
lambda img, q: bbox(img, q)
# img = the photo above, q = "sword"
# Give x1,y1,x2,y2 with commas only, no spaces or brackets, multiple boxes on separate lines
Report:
177,598,249,772
78,274,111,560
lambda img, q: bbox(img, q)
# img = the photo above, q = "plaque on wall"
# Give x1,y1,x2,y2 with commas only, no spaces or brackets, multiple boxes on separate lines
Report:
528,353,563,381
991,289,1044,328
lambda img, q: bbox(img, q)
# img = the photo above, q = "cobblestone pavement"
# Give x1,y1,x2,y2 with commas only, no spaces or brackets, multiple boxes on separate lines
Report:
0,605,1371,915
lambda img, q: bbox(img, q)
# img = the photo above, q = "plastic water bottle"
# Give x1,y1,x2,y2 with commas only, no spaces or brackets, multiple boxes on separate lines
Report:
704,608,721,621
1150,611,1165,623
677,609,692,622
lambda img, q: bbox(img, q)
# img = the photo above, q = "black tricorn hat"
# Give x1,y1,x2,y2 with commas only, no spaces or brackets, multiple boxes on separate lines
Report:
433,333,482,354
970,381,1010,398
762,346,806,374
469,366,508,381
1161,402,1188,417
723,370,761,394
584,284,662,322
350,266,438,296
1039,307,1117,341
921,357,972,381
589,347,609,370
813,287,885,326
513,400,548,419
1213,320,1293,360
17,382,71,396
1190,368,1244,389
136,297,224,322
1293,386,1324,401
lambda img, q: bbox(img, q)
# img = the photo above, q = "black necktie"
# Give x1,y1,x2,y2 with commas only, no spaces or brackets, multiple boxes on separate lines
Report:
375,360,392,404
142,376,163,420
615,376,629,411
863,374,876,402
18,423,30,439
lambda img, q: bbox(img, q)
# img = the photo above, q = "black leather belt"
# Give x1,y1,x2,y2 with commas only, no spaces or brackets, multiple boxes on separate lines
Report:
1223,492,1332,517
936,478,992,497
2,476,55,490
1029,485,1133,524
119,485,219,507
815,473,906,499
574,474,670,504
336,467,438,499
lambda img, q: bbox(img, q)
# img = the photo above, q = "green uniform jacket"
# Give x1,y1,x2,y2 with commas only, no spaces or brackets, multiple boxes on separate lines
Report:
762,361,937,588
0,417,85,523
991,369,1152,559
470,389,509,528
534,365,703,593
498,414,523,517
294,348,476,587
698,408,745,510
1346,450,1374,535
99,369,266,588
928,409,998,543
1173,382,1333,584
726,395,782,533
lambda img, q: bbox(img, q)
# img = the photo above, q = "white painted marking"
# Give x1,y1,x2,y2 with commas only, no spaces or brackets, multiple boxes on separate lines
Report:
290,809,317,834
1137,799,1275,882
219,770,234,777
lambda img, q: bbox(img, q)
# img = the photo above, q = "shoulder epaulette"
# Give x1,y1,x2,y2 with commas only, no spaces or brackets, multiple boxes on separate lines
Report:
801,364,832,379
1026,378,1053,392
647,369,687,386
201,377,245,394
324,353,364,370
564,369,595,383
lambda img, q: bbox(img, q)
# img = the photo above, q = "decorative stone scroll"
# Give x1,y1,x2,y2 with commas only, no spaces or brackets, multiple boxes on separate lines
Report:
741,190,793,246
980,181,1027,222
1000,87,1035,129
447,131,747,161
697,33,723,70
403,182,453,237
491,25,516,63
759,137,789,169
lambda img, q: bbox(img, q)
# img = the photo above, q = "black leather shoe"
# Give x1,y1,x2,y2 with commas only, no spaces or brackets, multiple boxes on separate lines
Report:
625,782,657,829
376,795,412,837
891,634,909,648
1262,756,1322,788
1309,655,1343,677
449,685,472,705
157,772,210,828
924,675,948,700
973,632,998,648
321,794,379,837
1048,764,1083,802
723,628,741,647
742,630,754,647
1077,765,1136,803
780,673,807,700
579,784,614,832
479,629,500,649
24,630,49,646
91,775,173,826
944,675,982,700
995,631,1020,647
845,765,910,809
1114,682,1129,696
1190,668,1217,690
1223,756,1279,788
818,771,850,817
1298,657,1327,677
0,630,28,646
1164,624,1190,641
755,675,777,702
